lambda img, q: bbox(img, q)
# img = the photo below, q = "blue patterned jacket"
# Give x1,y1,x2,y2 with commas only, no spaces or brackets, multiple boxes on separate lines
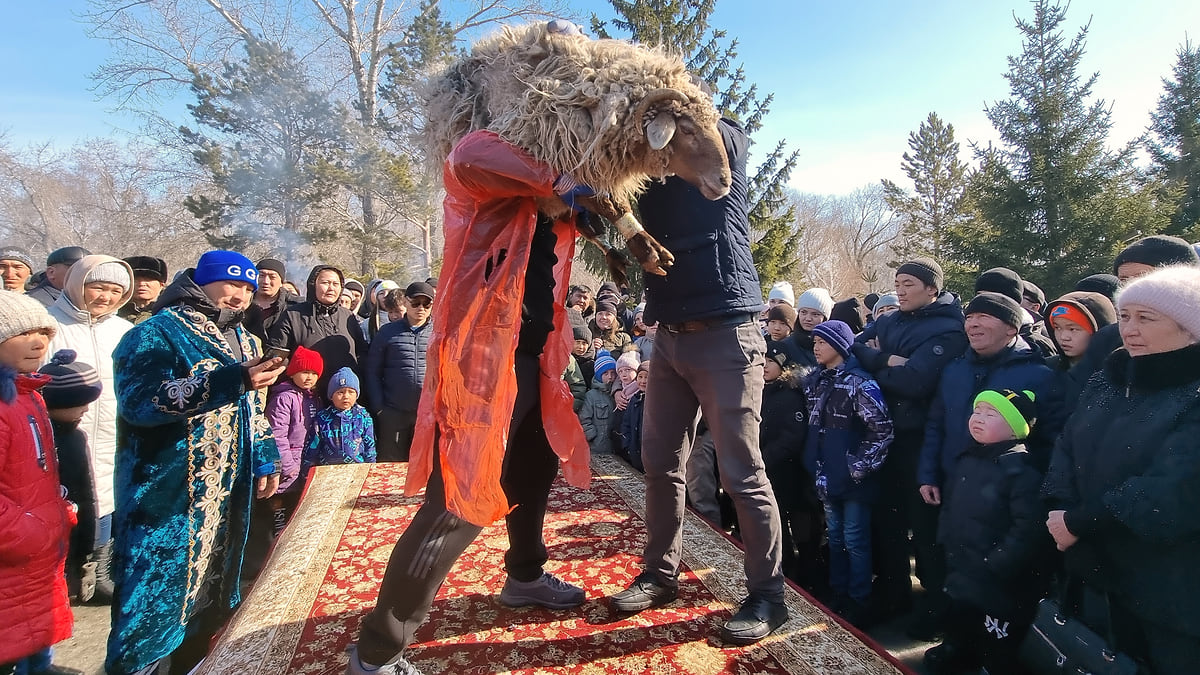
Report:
107,272,279,674
301,404,376,476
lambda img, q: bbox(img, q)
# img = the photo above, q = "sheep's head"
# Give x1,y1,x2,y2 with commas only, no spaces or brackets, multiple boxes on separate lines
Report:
634,89,731,201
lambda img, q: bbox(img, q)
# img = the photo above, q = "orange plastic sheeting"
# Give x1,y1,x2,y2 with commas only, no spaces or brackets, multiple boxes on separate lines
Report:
406,131,590,526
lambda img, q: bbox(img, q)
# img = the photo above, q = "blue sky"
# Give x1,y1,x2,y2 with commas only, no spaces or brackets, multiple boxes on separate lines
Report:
2,0,1198,195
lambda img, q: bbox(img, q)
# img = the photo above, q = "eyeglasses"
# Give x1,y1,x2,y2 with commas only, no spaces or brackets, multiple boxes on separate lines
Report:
408,297,432,308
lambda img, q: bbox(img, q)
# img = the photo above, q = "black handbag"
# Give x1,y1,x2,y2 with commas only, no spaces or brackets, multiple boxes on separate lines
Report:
1019,578,1143,675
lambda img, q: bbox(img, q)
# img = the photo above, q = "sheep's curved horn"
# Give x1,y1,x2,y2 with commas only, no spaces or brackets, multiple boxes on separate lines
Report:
635,89,690,150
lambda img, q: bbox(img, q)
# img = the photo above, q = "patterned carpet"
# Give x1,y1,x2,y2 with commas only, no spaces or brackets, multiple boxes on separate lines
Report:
196,455,911,675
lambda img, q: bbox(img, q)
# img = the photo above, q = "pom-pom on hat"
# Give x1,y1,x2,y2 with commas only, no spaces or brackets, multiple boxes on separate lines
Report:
593,350,617,380
811,320,856,359
796,288,834,320
0,288,57,345
974,389,1037,440
896,257,944,290
194,250,259,290
38,349,102,409
1115,265,1200,341
286,345,324,378
327,366,360,399
767,281,795,306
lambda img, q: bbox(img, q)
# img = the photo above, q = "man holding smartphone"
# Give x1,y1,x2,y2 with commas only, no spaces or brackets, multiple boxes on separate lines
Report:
106,250,286,675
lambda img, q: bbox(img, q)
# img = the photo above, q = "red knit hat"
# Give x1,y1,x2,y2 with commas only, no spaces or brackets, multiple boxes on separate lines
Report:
286,345,324,377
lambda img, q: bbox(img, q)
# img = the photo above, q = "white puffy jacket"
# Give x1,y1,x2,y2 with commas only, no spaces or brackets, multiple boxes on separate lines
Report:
47,255,134,518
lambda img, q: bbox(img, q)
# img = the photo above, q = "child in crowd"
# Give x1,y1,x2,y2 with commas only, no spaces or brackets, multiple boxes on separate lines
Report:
266,345,323,535
872,292,900,320
765,303,797,342
925,389,1048,675
760,344,821,589
579,351,617,455
38,350,103,602
0,291,74,675
804,320,893,628
611,351,641,463
569,310,595,386
302,367,376,475
632,305,657,361
620,361,651,472
1044,291,1116,407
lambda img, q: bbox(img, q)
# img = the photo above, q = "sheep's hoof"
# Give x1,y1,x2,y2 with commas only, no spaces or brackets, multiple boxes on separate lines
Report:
627,232,673,276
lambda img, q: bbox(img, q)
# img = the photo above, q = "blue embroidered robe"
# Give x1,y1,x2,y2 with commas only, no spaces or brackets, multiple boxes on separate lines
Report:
105,304,279,674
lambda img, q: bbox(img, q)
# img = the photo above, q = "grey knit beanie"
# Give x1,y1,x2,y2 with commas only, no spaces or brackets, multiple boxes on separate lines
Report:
84,261,132,291
0,289,58,344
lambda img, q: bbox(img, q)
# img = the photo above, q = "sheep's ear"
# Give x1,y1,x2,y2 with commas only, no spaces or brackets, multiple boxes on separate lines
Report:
645,112,676,150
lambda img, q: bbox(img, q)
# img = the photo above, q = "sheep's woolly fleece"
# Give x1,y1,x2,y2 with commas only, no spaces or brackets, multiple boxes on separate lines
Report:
422,22,721,205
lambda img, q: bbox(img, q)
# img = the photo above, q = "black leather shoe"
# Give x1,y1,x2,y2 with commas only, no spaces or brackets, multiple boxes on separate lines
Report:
611,573,678,612
720,594,789,645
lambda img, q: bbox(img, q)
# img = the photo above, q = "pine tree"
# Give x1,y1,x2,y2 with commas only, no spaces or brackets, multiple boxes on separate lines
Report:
590,0,802,294
881,112,968,264
947,0,1166,295
1148,39,1200,240
181,38,351,250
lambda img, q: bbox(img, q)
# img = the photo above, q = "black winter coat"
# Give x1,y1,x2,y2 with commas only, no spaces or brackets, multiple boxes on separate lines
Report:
638,119,763,325
1042,343,1200,636
363,317,431,414
853,291,968,432
53,419,96,564
759,377,809,511
940,440,1051,618
774,330,819,372
266,265,367,397
244,288,299,342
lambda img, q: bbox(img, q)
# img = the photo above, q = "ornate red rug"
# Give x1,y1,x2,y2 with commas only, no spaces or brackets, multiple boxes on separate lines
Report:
196,455,911,675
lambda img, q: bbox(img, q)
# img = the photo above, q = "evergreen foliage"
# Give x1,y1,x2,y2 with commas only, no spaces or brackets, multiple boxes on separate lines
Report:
946,0,1167,296
180,38,351,250
882,112,969,264
1148,39,1200,240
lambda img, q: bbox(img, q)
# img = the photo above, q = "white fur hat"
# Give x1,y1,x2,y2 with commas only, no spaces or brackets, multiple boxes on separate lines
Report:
796,287,834,320
767,281,795,306
1116,265,1200,341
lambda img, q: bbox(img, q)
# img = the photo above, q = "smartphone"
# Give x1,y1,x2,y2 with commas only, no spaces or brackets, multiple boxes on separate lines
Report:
263,347,292,365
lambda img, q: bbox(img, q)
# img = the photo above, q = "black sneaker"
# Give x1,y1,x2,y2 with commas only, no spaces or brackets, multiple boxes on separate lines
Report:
719,594,789,645
610,572,678,612
839,598,878,630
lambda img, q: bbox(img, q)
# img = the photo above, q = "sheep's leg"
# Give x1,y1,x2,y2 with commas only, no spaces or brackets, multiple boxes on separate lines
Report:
576,194,674,276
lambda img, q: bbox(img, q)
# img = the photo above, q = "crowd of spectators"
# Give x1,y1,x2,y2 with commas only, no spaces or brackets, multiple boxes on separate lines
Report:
3,227,1200,674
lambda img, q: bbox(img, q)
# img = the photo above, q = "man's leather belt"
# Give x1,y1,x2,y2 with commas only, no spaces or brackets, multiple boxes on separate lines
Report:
660,313,756,334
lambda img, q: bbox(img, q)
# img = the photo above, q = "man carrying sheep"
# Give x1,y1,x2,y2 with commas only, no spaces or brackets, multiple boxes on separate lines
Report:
345,113,594,675
609,116,790,646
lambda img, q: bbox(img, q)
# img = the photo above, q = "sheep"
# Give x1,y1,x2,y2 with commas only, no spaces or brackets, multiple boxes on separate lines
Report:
421,21,732,278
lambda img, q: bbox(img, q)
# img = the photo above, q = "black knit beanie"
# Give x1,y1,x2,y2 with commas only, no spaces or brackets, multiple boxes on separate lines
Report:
38,349,103,410
896,257,944,290
1112,235,1200,274
974,267,1023,304
965,292,1023,330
